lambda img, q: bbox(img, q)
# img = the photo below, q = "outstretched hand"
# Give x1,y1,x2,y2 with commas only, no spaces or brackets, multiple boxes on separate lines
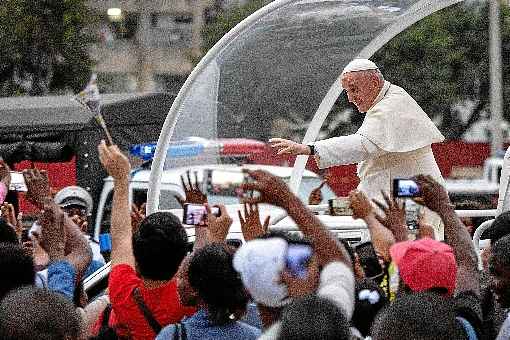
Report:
175,170,207,208
205,204,232,243
411,175,451,213
308,181,325,205
39,202,66,260
241,170,297,208
372,191,407,241
23,168,51,208
98,140,131,181
268,138,310,156
348,190,373,219
238,203,270,241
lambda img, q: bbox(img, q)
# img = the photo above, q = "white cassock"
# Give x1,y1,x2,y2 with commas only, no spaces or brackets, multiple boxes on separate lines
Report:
313,81,446,238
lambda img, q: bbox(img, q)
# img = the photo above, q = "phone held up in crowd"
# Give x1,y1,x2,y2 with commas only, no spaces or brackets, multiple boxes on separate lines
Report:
355,241,384,282
285,243,313,279
393,178,421,198
182,203,220,226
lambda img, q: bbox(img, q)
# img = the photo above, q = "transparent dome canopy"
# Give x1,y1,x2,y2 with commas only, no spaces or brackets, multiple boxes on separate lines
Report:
147,0,464,214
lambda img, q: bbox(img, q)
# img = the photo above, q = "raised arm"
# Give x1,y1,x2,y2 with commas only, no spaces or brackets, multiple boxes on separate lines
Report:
243,170,351,268
97,140,134,268
413,175,479,296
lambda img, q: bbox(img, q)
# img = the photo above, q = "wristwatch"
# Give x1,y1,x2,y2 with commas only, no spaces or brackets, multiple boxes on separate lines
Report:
308,144,315,155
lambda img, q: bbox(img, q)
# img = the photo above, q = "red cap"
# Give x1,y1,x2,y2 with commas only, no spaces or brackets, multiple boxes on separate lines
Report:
390,238,457,296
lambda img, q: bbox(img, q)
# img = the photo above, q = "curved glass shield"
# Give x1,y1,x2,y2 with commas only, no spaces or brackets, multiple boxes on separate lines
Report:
147,0,464,214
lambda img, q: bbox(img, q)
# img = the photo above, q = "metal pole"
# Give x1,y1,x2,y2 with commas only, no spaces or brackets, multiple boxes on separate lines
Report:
490,0,504,155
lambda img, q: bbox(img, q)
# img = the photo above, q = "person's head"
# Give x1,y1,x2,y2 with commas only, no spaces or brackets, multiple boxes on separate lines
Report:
278,295,350,340
0,242,35,300
371,291,465,340
390,237,457,297
0,286,81,340
341,59,384,113
352,278,388,337
132,212,188,281
489,234,510,308
0,218,19,244
481,211,510,262
54,186,93,233
181,243,249,325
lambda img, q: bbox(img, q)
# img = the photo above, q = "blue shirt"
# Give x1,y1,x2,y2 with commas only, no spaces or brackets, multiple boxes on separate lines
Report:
156,309,261,340
47,260,76,301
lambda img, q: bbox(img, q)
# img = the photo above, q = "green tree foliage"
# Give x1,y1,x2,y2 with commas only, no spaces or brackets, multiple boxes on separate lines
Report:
0,0,96,96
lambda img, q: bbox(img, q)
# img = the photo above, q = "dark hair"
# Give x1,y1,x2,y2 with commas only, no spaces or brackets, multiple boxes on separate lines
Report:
0,242,34,300
371,291,463,340
491,234,510,268
352,278,388,337
132,212,188,280
0,218,18,244
188,243,249,325
0,286,80,340
482,211,510,243
278,295,350,340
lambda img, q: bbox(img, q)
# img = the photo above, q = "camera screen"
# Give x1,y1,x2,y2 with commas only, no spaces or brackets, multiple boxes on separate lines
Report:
394,179,421,198
183,204,219,226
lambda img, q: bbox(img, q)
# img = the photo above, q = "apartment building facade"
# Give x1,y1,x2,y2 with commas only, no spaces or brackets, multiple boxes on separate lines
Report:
87,0,217,93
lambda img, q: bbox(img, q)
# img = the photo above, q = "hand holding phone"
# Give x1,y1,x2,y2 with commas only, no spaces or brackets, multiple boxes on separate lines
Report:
393,178,421,198
285,244,313,279
183,203,220,226
9,172,27,192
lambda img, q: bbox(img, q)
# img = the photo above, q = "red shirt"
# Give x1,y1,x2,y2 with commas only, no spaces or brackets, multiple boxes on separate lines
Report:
107,264,195,340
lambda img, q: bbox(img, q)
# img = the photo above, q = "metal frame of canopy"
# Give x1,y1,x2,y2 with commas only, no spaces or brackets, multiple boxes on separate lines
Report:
147,0,464,215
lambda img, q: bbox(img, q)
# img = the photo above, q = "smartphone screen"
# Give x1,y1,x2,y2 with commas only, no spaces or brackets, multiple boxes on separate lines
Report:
9,172,27,192
182,203,220,226
285,244,313,279
355,241,383,279
405,200,422,231
393,178,421,198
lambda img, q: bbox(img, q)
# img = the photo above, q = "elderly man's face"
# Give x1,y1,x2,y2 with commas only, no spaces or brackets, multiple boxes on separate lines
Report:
341,71,381,113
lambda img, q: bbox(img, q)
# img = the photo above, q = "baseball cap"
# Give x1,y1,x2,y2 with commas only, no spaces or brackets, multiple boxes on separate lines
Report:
54,186,93,215
390,238,457,296
233,237,291,307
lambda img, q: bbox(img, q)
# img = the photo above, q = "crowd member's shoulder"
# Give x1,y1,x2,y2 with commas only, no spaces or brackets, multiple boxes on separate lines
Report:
454,290,483,338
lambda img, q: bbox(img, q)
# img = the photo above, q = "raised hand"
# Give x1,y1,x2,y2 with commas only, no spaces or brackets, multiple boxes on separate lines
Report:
131,203,146,232
205,204,232,243
39,202,66,261
348,190,373,219
372,191,407,241
238,203,270,241
411,175,451,214
23,168,51,208
175,170,207,208
241,170,297,208
0,159,11,189
268,138,310,156
98,140,131,181
308,181,325,205
1,203,22,237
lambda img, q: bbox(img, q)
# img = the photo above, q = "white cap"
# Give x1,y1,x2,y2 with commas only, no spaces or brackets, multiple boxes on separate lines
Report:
233,238,291,307
341,59,379,75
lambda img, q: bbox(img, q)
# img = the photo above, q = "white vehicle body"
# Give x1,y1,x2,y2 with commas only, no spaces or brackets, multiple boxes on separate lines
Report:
93,163,340,240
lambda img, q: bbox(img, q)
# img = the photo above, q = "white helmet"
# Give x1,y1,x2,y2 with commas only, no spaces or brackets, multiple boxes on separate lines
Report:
53,186,93,216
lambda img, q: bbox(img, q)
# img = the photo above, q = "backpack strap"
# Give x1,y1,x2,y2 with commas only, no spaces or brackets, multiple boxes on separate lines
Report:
172,323,187,340
456,316,478,340
132,287,162,334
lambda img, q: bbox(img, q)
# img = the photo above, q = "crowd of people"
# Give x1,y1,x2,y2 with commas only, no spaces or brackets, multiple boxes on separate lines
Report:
0,139,508,340
0,57,509,339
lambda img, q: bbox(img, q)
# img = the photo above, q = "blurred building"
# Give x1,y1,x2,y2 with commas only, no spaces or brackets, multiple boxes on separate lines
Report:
87,0,217,93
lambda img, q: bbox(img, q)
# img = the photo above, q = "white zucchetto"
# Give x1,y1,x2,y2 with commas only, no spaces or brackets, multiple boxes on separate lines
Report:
341,59,379,75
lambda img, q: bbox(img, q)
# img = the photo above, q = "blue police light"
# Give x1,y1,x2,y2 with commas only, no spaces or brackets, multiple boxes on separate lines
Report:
130,140,206,161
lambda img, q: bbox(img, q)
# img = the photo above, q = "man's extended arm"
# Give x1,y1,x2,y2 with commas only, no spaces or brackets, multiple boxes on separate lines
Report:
413,175,479,296
98,141,135,268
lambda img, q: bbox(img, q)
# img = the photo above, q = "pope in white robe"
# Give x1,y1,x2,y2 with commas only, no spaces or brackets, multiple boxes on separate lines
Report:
270,59,446,238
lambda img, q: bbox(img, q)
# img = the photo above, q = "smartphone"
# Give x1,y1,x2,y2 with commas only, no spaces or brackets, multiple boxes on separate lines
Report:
393,178,421,198
355,241,383,280
285,243,313,279
328,197,353,216
182,203,220,226
405,200,422,231
9,172,27,192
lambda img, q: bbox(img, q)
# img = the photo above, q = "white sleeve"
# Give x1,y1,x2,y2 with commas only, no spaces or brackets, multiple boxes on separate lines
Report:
313,134,384,169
